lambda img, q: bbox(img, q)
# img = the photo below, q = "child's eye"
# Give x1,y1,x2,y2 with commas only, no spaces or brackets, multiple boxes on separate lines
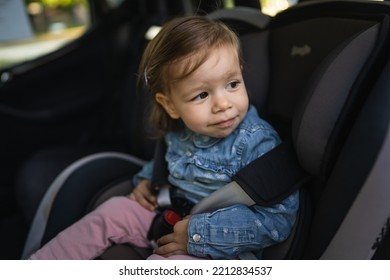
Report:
192,92,209,101
227,81,240,89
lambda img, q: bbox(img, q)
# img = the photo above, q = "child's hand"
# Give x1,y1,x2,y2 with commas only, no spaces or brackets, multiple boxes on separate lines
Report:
154,216,190,257
128,179,158,211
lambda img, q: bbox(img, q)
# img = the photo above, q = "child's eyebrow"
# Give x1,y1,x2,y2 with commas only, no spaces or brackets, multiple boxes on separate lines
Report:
224,70,242,79
188,70,242,89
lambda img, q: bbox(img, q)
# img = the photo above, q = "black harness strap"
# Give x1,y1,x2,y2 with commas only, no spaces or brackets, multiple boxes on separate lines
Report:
151,139,308,208
150,139,169,194
233,141,308,207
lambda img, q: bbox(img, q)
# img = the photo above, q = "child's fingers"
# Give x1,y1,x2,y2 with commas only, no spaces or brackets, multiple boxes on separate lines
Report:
128,181,157,211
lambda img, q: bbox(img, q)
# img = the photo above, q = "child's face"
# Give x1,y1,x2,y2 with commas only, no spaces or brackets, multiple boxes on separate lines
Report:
156,45,249,138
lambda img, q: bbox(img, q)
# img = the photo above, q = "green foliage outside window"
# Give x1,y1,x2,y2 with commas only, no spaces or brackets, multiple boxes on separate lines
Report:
25,0,88,8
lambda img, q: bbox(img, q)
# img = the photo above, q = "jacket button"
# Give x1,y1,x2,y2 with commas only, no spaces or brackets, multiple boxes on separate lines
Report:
192,233,201,242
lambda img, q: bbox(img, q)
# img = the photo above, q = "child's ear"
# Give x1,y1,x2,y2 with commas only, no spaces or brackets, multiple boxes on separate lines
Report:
155,92,180,119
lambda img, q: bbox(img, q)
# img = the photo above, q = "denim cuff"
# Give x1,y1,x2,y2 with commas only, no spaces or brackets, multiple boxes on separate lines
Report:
187,214,209,258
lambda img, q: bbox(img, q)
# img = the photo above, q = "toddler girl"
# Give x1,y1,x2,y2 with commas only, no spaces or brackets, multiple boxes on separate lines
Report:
29,16,298,260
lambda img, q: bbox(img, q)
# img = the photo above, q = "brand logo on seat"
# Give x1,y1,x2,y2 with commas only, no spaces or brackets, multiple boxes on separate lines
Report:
291,44,311,57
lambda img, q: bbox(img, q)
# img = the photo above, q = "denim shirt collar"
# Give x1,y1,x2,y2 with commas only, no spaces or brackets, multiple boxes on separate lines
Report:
179,129,222,148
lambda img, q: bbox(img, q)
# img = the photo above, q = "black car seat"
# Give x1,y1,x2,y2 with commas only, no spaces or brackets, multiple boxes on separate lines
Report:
22,1,390,259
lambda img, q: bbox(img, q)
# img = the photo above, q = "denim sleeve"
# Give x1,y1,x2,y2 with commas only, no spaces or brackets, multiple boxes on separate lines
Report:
243,122,281,166
187,191,299,259
132,160,154,186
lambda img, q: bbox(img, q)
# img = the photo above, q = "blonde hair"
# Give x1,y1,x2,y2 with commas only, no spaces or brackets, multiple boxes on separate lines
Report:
138,16,242,137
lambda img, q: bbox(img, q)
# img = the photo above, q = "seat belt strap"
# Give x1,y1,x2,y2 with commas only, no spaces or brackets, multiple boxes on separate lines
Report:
233,141,308,207
151,139,308,209
150,139,170,194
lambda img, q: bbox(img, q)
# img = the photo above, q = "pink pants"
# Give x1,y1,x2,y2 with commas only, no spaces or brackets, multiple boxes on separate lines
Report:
29,196,202,260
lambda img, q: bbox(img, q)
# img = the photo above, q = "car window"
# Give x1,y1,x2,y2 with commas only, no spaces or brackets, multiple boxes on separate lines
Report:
260,0,298,16
223,0,297,16
0,0,91,71
260,0,383,16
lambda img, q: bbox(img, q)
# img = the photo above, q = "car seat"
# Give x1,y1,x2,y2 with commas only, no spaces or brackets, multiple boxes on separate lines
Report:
22,1,390,259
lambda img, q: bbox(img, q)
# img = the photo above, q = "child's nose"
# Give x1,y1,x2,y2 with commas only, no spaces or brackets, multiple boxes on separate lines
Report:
212,92,232,113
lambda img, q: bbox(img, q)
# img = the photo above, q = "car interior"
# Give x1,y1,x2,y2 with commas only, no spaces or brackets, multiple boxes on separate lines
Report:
0,0,390,260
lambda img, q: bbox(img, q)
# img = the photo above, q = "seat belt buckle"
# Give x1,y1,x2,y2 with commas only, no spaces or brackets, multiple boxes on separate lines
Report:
147,209,182,248
156,184,172,208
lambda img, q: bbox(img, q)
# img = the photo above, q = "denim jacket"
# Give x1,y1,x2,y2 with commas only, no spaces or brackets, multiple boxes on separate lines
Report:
135,105,299,259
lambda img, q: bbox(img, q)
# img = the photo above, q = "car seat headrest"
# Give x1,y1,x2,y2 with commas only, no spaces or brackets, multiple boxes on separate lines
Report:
265,17,384,176
210,6,387,179
208,6,270,31
293,21,381,175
